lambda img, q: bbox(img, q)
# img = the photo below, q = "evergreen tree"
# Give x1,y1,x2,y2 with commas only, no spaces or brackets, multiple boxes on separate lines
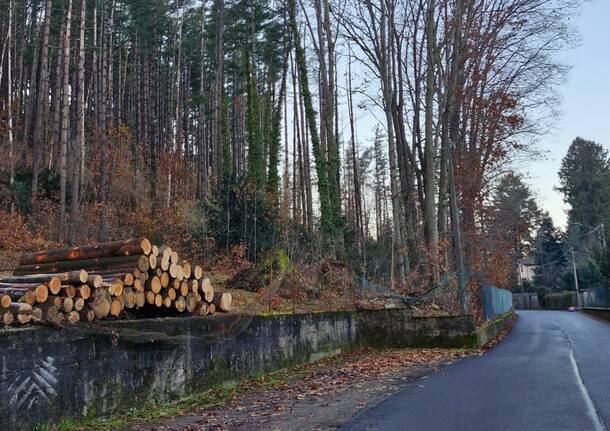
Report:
532,215,567,289
558,137,610,253
491,173,541,258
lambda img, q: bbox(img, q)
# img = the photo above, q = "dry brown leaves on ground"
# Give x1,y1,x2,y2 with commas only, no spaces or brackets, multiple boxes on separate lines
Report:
135,347,473,431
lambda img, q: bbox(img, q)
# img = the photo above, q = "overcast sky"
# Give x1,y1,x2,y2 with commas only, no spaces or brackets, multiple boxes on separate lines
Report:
524,0,610,229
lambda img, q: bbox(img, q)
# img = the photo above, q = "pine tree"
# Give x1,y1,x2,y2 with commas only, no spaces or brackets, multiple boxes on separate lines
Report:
533,215,567,290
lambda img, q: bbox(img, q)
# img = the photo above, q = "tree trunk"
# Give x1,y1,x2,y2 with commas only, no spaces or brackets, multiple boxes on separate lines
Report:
31,0,52,197
58,0,73,243
70,0,86,245
20,238,152,265
13,256,141,275
7,0,15,213
424,0,439,284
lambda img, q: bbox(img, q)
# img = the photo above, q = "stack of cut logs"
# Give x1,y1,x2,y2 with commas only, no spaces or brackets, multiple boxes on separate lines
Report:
0,238,232,326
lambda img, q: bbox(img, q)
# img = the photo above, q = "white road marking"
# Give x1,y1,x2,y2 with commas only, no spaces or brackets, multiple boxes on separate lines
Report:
566,334,607,431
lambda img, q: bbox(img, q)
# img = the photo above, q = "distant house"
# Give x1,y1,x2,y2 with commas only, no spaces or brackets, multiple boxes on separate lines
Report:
518,256,537,284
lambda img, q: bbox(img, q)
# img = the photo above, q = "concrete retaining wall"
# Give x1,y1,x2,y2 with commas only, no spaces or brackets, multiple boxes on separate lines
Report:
0,310,505,429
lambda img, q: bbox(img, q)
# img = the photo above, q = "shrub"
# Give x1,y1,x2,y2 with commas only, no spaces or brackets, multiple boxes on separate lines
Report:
543,291,576,309
206,177,278,262
536,286,551,308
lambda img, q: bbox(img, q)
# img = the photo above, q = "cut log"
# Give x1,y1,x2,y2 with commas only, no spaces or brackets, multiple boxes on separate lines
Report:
1,295,11,308
212,292,232,312
76,285,91,300
9,302,33,313
17,313,32,324
79,308,95,322
44,305,63,321
157,256,170,271
103,280,124,297
138,255,150,272
122,273,134,286
133,279,143,292
154,294,163,307
123,288,136,309
35,284,49,303
73,297,85,311
163,296,172,308
135,291,146,308
174,296,186,312
49,278,62,294
145,291,155,305
14,255,144,274
110,298,124,317
201,278,214,302
90,288,111,319
31,307,43,321
185,293,196,313
208,303,216,314
193,265,203,280
2,312,14,325
152,245,159,257
0,282,41,289
148,276,162,294
170,251,179,264
67,311,80,323
168,288,177,301
0,288,29,301
1,272,81,290
23,290,36,305
187,279,198,293
160,272,170,288
197,302,208,316
62,284,76,298
169,263,180,278
89,269,137,278
149,254,157,270
179,280,189,297
19,238,152,265
159,246,172,261
62,297,74,312
86,274,103,288
52,296,63,308
182,261,192,279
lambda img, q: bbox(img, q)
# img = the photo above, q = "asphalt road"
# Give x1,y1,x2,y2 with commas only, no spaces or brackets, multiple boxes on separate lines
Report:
344,311,610,431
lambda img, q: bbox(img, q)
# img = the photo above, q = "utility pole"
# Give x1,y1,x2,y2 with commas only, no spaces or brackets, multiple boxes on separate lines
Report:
570,249,580,309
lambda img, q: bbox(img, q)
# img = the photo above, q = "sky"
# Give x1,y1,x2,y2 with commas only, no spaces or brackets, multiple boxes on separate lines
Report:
524,0,610,229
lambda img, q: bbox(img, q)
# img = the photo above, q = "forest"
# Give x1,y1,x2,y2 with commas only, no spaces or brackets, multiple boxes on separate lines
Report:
0,0,585,314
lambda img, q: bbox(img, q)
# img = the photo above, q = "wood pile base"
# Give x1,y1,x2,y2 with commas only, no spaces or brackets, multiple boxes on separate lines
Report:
0,238,232,326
